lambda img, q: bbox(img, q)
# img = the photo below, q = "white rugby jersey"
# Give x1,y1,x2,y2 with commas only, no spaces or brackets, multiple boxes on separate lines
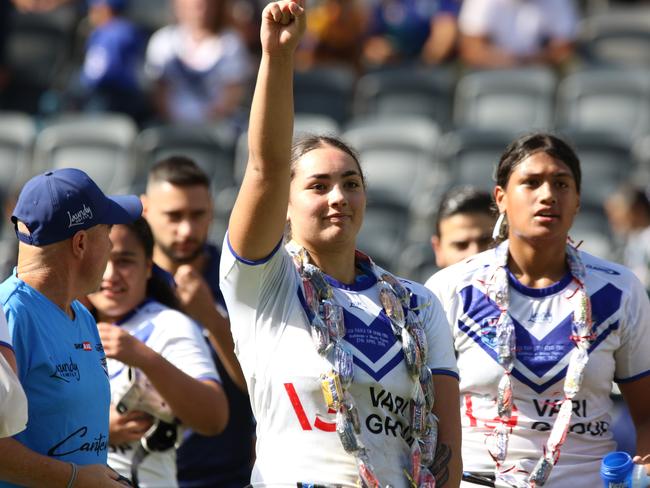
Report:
220,237,458,488
107,300,219,488
425,243,650,488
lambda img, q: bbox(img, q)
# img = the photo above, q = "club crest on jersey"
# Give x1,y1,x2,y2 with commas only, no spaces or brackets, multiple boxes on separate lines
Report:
479,317,499,348
67,204,93,228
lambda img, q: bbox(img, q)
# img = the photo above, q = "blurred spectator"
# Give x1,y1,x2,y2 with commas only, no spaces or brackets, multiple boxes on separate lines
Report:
145,0,253,125
297,0,368,71
0,0,11,99
227,0,262,59
362,0,462,67
142,157,254,488
458,0,578,69
604,184,650,291
88,218,228,488
431,186,495,268
75,0,148,122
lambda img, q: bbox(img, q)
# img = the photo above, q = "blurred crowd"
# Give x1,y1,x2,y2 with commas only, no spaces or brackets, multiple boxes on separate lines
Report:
1,0,650,486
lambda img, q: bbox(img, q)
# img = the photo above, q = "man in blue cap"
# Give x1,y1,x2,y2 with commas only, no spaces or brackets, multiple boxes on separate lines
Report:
0,168,142,487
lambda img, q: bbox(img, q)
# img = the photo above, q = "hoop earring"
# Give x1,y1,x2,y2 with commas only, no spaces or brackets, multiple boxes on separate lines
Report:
492,213,507,241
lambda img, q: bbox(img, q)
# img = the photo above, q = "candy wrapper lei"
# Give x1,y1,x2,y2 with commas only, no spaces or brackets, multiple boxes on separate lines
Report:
290,243,438,488
485,242,593,487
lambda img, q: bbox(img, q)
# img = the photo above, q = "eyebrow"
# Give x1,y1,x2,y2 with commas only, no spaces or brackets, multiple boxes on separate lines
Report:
518,170,573,178
111,250,138,258
306,170,361,180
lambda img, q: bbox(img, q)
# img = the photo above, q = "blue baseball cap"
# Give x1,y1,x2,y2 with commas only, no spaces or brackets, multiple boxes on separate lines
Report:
12,168,142,246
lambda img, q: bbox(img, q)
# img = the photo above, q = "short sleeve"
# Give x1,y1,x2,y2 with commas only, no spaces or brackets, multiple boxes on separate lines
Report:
544,0,578,41
219,234,295,377
458,0,494,36
0,351,27,438
413,285,458,380
155,310,220,383
614,276,650,383
144,26,175,81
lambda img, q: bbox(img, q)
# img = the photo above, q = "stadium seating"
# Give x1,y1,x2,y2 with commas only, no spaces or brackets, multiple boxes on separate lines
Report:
133,123,237,195
556,68,650,140
294,66,356,126
0,112,36,197
454,67,556,132
353,67,455,130
342,116,444,209
33,113,137,194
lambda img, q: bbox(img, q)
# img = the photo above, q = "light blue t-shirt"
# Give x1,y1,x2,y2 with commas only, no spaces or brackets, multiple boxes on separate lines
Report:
0,273,110,486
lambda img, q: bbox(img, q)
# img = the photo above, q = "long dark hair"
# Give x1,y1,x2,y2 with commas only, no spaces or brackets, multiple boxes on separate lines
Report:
122,217,181,311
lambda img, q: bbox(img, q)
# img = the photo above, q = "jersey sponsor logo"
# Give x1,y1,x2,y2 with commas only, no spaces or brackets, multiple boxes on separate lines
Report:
367,386,413,443
50,356,81,382
531,398,609,436
73,342,93,351
528,311,553,325
67,204,93,228
48,426,108,457
284,383,336,432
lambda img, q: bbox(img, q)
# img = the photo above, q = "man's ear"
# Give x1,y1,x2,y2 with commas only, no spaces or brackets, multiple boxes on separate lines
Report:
70,230,88,259
431,235,444,268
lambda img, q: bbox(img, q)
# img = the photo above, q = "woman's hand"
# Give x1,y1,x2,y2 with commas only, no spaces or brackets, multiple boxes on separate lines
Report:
260,0,306,57
108,405,154,446
98,323,149,368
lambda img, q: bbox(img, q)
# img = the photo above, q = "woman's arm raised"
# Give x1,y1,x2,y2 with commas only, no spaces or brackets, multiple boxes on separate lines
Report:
228,0,306,261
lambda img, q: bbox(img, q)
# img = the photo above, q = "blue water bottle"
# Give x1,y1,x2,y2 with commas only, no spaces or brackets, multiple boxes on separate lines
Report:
601,451,649,487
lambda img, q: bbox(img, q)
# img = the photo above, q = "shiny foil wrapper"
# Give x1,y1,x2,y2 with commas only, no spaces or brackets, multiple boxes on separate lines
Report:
303,263,332,300
320,370,343,410
410,439,422,485
337,410,362,453
301,278,319,314
418,467,436,488
419,367,435,412
341,395,361,434
402,327,422,378
564,347,588,398
379,282,405,329
335,344,354,388
547,400,573,454
321,300,345,342
357,454,381,488
409,324,428,364
380,273,410,307
496,316,516,369
420,414,438,467
528,456,554,486
497,374,513,419
311,315,331,355
489,423,510,464
410,384,427,438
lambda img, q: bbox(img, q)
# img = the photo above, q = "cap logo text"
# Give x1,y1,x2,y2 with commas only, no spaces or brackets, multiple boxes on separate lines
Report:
67,204,93,228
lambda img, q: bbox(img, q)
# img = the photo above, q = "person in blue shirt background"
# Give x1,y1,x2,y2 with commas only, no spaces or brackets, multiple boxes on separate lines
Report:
78,0,149,122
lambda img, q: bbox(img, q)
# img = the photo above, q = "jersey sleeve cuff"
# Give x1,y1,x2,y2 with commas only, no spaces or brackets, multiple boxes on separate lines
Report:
0,341,14,352
430,368,460,381
226,233,283,266
615,369,650,384
197,375,222,385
